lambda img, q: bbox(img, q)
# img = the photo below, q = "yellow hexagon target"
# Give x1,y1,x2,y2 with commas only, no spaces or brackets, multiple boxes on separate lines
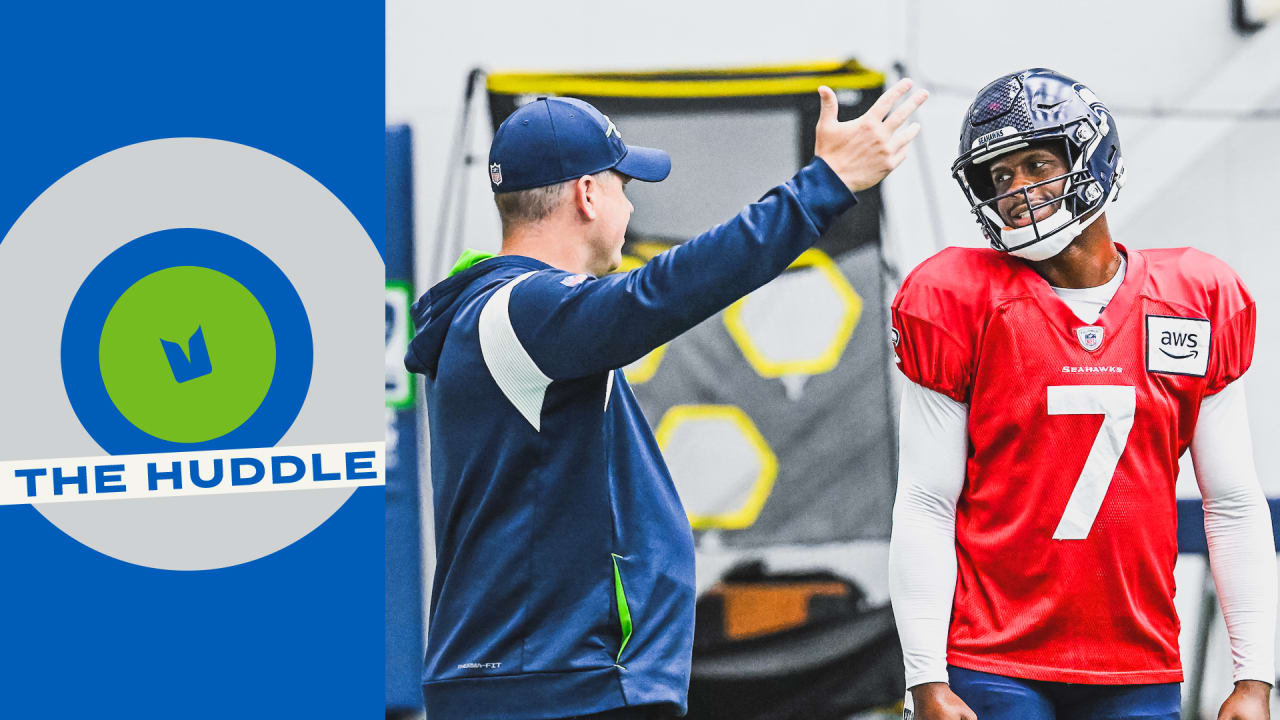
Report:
655,404,778,530
723,248,861,378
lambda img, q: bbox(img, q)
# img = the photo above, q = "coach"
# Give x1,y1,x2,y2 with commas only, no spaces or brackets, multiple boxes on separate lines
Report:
405,79,926,720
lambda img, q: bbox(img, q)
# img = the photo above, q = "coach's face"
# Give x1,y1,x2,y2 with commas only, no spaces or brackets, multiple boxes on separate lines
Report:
585,171,633,276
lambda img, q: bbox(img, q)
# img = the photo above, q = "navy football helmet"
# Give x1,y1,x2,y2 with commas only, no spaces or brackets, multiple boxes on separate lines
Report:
952,68,1125,261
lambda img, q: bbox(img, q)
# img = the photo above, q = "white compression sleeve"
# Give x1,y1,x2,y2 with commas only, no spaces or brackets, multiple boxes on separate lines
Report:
889,380,970,688
1191,379,1277,684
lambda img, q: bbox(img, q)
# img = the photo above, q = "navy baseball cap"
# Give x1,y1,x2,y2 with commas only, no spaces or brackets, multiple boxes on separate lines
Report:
488,96,671,193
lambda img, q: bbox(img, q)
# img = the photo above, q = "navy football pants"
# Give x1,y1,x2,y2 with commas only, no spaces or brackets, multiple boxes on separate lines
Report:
949,666,1180,720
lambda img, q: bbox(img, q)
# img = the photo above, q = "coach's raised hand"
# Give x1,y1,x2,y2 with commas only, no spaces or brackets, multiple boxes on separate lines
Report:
815,78,927,193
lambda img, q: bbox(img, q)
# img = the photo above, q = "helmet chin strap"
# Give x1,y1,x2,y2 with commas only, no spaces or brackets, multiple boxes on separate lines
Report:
1003,207,1081,261
1001,195,1111,262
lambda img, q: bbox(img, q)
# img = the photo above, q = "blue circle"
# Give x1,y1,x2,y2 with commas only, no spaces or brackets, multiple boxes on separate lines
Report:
62,228,313,454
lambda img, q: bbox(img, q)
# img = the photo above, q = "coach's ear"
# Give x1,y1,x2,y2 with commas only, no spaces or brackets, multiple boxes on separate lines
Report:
572,175,599,221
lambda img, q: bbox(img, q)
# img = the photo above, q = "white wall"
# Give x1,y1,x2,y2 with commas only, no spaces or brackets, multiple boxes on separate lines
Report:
390,0,1280,714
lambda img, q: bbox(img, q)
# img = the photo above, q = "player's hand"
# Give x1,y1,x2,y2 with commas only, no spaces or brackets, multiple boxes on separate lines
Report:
910,682,977,720
814,78,928,194
1218,680,1271,720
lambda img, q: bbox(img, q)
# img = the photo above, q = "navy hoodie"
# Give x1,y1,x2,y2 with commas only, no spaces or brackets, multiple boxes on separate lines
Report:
406,159,855,719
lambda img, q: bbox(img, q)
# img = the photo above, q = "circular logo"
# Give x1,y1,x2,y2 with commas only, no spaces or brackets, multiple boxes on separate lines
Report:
62,229,313,454
0,138,383,570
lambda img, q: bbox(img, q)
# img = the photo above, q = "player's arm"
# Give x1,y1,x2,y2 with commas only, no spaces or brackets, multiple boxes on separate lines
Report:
1191,379,1276,720
506,81,926,380
889,380,976,720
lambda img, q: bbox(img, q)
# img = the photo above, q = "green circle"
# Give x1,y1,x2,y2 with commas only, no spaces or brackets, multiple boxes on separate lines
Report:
98,266,276,443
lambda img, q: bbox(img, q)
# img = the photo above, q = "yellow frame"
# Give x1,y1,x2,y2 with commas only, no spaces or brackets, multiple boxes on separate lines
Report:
487,59,883,98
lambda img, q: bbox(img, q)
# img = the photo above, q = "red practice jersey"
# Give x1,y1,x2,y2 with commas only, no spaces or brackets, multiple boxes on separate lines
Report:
890,243,1255,684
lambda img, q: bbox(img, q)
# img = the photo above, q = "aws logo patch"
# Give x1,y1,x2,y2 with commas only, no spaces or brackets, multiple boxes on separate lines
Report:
1146,314,1211,377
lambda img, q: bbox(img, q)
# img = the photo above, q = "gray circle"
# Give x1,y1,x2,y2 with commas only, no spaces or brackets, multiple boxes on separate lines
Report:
0,138,384,570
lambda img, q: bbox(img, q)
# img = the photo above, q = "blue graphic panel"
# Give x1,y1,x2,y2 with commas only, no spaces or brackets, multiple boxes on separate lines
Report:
0,3,383,717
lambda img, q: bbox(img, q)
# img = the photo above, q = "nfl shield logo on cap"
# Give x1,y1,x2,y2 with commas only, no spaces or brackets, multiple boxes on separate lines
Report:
489,162,503,186
1076,326,1104,352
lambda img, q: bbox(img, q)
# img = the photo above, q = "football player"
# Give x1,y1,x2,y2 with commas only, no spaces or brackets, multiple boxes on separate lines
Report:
888,68,1277,720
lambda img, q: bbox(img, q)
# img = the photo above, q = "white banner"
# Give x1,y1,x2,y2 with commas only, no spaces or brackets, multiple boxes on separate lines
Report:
0,441,385,506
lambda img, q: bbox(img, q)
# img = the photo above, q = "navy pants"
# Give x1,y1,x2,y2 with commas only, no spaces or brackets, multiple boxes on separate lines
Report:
948,666,1180,720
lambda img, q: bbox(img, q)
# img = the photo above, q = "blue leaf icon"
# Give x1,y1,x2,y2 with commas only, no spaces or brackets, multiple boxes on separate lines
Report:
161,326,213,383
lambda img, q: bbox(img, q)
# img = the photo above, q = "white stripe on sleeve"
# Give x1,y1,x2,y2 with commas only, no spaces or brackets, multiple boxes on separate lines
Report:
478,272,551,431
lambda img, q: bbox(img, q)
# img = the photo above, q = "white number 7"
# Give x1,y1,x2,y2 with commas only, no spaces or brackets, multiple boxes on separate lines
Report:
1047,385,1136,540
